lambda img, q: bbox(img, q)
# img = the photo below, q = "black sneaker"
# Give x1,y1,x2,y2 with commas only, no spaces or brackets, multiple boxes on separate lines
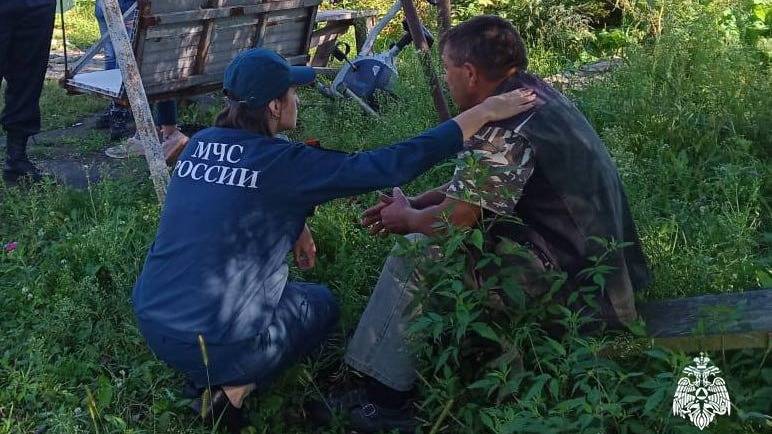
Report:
305,388,369,426
306,389,417,433
189,387,247,434
348,400,417,434
109,107,134,140
95,106,111,129
3,158,43,185
181,379,203,399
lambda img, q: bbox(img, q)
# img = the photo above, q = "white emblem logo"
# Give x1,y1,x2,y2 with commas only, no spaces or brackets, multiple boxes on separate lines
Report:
672,353,731,430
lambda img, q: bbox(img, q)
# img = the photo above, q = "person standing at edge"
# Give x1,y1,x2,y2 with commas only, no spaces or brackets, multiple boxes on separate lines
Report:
0,0,56,185
131,48,536,433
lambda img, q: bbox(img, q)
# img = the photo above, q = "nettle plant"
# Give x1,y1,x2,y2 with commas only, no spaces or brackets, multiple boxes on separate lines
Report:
396,218,771,433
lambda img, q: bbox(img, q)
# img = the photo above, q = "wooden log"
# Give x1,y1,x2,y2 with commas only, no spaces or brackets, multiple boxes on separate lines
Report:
102,0,169,203
401,0,450,121
639,288,772,351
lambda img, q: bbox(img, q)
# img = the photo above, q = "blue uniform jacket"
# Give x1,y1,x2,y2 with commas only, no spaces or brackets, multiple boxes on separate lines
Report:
132,120,463,343
0,1,55,14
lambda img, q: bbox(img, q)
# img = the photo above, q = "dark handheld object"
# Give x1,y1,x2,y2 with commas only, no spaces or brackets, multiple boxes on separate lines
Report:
394,20,434,51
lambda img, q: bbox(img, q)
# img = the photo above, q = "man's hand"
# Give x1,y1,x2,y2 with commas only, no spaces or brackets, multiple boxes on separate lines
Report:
293,224,316,270
361,191,394,235
380,187,416,235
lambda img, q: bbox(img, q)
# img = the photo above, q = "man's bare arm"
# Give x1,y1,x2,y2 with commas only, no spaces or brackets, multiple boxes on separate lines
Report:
409,182,450,209
380,190,482,236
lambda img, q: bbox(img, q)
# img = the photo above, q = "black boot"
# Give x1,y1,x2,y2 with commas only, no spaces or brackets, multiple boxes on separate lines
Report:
109,106,134,140
3,134,43,185
95,103,113,130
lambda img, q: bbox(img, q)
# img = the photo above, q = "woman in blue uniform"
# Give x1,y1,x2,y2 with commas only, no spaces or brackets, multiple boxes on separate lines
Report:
131,48,535,431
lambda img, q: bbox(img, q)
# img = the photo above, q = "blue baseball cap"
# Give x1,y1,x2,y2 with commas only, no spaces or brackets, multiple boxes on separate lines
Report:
223,48,316,109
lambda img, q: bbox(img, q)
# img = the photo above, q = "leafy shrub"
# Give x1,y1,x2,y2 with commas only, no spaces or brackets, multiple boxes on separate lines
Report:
405,224,772,433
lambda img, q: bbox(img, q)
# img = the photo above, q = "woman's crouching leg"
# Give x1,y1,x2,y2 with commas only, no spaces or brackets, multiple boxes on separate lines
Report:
232,282,340,390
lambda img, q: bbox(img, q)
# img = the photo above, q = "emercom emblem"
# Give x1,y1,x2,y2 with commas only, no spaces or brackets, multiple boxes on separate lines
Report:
672,353,731,430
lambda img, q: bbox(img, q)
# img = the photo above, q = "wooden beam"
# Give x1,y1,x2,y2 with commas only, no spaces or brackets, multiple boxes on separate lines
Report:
650,332,771,352
302,3,319,63
310,21,351,67
192,0,226,76
101,0,169,204
639,288,772,351
315,9,377,22
401,0,450,121
144,0,321,27
640,288,772,337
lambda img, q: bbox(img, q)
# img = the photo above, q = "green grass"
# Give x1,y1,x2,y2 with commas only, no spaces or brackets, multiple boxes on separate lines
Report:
1,0,770,432
53,0,102,51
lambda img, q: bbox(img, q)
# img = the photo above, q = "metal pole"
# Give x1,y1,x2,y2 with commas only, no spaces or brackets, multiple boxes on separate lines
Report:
101,0,169,204
400,0,450,121
59,0,70,78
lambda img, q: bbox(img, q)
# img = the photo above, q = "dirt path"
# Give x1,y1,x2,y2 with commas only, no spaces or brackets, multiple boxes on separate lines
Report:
0,113,143,189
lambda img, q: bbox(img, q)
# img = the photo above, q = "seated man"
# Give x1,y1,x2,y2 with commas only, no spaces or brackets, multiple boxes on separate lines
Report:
319,15,652,433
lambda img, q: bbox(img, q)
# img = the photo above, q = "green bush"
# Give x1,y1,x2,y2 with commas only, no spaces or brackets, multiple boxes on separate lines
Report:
407,226,772,433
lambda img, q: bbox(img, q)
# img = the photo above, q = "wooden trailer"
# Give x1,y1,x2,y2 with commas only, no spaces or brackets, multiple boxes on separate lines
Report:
65,0,322,102
61,0,322,202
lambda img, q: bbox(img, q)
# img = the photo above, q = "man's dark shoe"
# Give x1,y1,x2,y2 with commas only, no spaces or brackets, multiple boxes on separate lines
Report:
181,379,203,399
189,388,247,434
348,400,417,434
3,135,44,185
109,106,134,140
305,388,369,426
306,388,417,433
3,158,44,185
95,107,112,130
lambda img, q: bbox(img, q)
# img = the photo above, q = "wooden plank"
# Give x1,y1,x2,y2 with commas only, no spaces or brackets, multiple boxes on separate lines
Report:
401,0,450,121
146,23,206,39
149,0,203,14
265,7,312,22
315,9,377,22
193,0,226,75
142,44,304,86
639,288,772,338
650,332,771,352
103,0,169,203
143,54,309,97
310,20,350,67
252,2,269,47
145,0,320,27
302,5,317,61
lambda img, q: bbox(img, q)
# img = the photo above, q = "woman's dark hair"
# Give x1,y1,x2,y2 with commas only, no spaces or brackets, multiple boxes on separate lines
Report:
214,89,289,136
439,15,528,81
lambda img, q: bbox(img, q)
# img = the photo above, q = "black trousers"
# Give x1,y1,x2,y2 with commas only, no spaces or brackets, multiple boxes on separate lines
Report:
0,2,56,140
